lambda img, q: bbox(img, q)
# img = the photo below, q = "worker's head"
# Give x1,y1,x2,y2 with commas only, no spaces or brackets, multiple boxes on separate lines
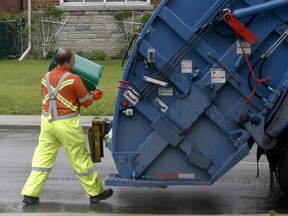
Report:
56,48,75,70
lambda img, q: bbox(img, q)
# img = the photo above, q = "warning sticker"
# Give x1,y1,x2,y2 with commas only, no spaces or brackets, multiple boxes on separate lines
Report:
181,60,192,73
236,39,251,54
159,87,173,96
211,68,225,83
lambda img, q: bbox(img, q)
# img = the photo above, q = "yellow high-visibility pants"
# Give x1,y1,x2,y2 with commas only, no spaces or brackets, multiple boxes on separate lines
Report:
21,115,103,198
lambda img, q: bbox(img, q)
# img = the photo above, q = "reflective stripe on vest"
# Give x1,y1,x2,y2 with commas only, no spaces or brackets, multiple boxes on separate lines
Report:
78,93,91,103
42,110,80,120
45,72,78,122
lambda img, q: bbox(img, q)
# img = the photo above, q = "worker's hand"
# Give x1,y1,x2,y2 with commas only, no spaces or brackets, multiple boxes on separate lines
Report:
93,89,103,100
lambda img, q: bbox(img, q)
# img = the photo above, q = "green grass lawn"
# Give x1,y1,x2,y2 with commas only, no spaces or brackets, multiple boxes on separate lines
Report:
0,59,123,116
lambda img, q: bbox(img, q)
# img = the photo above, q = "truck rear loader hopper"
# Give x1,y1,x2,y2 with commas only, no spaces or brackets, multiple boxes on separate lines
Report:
88,0,288,200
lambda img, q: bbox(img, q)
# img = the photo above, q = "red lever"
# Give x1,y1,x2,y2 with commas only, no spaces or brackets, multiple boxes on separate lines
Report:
222,12,258,45
119,80,130,84
118,86,129,90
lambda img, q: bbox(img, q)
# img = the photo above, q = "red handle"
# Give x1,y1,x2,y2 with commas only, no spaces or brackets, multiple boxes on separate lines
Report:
118,86,129,90
119,80,130,84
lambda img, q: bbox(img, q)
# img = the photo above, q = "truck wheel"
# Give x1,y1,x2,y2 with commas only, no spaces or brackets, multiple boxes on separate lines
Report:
278,144,288,200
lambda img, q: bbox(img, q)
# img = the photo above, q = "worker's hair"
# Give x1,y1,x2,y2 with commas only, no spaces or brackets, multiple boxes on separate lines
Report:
56,48,74,65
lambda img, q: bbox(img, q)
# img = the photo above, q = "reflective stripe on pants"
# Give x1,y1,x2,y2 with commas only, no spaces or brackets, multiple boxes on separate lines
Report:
21,115,103,197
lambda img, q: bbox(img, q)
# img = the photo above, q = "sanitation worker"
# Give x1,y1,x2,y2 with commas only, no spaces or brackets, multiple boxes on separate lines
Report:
21,48,113,204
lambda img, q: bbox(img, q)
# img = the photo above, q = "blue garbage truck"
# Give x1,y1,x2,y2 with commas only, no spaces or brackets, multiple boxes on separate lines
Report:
88,0,288,200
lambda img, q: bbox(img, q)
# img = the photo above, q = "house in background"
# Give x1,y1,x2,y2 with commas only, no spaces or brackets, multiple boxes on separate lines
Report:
1,0,26,12
1,0,161,12
1,0,161,58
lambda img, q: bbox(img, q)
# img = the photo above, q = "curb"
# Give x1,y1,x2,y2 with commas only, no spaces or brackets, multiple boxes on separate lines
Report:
0,125,91,131
0,115,113,131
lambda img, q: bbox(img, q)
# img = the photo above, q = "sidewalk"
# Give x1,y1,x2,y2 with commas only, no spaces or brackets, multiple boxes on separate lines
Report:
0,115,112,131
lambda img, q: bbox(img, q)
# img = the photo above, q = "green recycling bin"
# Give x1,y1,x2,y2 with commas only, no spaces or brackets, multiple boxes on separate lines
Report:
49,47,103,91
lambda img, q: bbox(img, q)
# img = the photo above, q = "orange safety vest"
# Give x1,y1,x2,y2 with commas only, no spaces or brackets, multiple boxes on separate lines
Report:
41,68,92,122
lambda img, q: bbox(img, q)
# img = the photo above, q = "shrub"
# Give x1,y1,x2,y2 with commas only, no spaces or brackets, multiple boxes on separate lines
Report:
141,12,152,25
88,50,108,61
76,50,89,58
0,10,25,20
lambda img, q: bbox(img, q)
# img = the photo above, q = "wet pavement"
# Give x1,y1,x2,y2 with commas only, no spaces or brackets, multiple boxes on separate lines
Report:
0,116,288,215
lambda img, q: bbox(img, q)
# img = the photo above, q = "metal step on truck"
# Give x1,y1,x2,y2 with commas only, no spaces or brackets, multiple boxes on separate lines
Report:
87,0,288,201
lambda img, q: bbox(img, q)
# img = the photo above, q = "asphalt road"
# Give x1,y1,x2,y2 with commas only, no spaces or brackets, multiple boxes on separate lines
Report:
0,129,287,215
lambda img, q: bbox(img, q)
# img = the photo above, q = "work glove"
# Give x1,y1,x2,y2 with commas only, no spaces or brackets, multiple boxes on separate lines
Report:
93,89,103,100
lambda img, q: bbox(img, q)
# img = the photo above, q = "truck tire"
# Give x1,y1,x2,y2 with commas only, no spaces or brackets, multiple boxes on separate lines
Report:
278,144,288,200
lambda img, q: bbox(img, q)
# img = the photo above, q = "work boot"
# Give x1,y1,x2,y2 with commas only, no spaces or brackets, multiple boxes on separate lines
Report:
90,188,113,203
22,195,39,205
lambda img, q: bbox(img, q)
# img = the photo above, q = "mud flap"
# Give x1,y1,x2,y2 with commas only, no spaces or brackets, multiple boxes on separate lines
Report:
258,146,277,196
256,146,265,178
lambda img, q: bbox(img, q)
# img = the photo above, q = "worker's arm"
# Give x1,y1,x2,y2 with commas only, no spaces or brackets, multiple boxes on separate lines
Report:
80,89,104,108
84,89,104,106
73,75,103,108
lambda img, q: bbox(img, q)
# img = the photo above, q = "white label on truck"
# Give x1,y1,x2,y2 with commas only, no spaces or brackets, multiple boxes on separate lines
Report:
181,60,192,73
236,39,251,54
158,87,173,96
178,173,195,179
211,68,225,83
